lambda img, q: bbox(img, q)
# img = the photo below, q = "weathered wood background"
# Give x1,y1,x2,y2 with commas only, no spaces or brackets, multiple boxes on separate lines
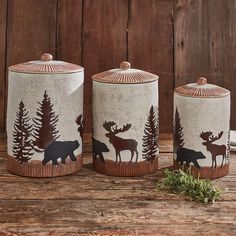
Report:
0,0,235,134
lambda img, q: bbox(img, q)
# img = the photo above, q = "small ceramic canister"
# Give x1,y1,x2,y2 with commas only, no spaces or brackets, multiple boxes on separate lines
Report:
7,53,84,177
173,77,230,178
92,61,159,176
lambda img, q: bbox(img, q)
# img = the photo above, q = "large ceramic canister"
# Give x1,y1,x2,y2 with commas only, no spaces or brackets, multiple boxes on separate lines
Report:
92,61,159,176
173,77,230,179
7,53,84,177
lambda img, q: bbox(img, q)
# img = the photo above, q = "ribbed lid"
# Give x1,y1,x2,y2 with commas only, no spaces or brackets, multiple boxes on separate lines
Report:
92,61,158,84
174,77,230,98
9,53,83,73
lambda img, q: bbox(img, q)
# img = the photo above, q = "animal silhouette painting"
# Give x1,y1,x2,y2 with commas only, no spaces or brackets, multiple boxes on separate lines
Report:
92,138,110,163
200,131,226,168
76,114,84,140
42,140,79,166
103,121,138,166
176,147,206,169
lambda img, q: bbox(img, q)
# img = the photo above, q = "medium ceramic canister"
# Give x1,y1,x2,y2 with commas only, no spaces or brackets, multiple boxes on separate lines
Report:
7,53,84,177
92,61,159,176
173,77,230,179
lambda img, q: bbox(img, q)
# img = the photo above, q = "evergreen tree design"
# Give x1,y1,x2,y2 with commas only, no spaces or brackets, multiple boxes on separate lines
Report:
12,101,33,163
142,105,159,163
32,91,60,152
173,106,184,152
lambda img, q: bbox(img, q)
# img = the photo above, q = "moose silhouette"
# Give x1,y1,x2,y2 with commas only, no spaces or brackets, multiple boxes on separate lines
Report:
76,114,84,140
200,131,226,168
103,121,138,166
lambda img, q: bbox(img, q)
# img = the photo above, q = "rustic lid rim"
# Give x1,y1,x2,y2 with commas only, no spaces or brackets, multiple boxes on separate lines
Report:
8,52,84,73
174,84,230,98
92,69,159,84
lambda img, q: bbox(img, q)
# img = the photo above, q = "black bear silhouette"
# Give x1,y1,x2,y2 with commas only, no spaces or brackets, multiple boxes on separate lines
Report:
176,147,206,169
42,140,80,165
92,138,110,163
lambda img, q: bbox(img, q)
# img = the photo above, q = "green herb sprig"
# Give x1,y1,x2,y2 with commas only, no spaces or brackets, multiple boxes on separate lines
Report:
157,168,221,203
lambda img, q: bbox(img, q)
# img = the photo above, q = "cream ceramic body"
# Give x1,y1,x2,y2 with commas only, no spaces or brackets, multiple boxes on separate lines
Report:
93,80,159,162
7,71,84,161
173,93,230,168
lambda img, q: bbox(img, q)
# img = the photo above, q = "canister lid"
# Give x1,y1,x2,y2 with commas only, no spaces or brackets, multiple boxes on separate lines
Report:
174,77,230,98
9,53,84,73
92,61,158,83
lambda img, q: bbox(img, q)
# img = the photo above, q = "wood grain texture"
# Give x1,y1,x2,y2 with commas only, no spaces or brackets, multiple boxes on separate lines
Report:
128,0,174,133
6,0,57,123
0,0,7,132
174,0,236,129
82,0,128,133
7,0,57,67
57,0,83,64
0,134,236,235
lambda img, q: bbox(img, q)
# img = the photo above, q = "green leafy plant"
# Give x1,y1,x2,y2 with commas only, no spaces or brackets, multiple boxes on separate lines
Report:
157,168,222,203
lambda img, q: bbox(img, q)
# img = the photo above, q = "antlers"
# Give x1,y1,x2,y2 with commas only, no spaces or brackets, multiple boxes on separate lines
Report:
103,121,131,134
103,121,116,132
200,131,223,143
76,114,84,138
76,114,83,126
209,131,223,142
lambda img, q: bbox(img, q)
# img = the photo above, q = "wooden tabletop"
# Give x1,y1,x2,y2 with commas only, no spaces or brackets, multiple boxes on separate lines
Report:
0,133,236,235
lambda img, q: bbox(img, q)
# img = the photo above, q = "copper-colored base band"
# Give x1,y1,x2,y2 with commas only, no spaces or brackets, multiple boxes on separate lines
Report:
173,159,229,179
7,154,82,177
93,156,158,177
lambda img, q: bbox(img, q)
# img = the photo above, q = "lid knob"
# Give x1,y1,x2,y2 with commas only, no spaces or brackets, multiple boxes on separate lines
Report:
41,53,53,61
197,77,207,86
120,61,131,70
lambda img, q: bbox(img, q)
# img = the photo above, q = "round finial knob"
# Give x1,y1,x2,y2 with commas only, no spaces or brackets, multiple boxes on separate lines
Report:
197,77,207,85
120,61,131,70
41,53,53,61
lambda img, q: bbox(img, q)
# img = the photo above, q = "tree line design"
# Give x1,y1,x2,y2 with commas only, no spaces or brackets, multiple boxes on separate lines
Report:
32,91,60,152
173,107,184,153
12,101,33,164
142,105,159,163
12,91,60,163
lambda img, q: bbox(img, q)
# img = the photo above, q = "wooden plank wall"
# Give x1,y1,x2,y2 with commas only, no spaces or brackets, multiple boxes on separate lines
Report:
0,0,235,134
174,0,236,128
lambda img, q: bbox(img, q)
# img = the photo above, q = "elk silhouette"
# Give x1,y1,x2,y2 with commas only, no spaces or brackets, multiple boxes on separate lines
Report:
200,131,226,168
103,121,138,166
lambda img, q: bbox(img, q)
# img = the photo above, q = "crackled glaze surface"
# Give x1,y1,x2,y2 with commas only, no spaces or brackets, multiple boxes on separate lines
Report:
173,93,230,170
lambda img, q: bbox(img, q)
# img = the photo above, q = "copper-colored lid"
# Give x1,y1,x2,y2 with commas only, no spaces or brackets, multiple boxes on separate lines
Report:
9,53,83,73
174,77,230,98
92,61,158,84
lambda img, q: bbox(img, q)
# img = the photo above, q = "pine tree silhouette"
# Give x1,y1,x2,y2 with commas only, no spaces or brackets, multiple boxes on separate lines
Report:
32,91,60,152
173,106,184,152
142,105,159,163
12,101,33,163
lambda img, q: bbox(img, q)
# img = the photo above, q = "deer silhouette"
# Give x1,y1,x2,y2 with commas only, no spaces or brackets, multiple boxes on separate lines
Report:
103,121,138,166
200,131,226,168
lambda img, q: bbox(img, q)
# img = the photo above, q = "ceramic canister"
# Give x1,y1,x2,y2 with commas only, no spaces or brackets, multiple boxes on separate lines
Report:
173,77,230,178
92,61,159,176
7,53,84,177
